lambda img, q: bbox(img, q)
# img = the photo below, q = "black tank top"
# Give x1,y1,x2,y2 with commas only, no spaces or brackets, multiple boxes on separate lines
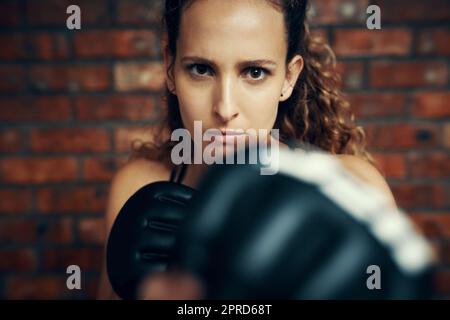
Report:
168,141,300,184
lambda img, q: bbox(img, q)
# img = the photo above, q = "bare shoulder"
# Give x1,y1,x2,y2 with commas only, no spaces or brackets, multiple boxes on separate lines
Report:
336,155,397,208
106,158,172,228
111,157,171,195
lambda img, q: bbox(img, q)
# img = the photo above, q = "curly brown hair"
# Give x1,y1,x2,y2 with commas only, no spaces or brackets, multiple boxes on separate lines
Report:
131,0,374,168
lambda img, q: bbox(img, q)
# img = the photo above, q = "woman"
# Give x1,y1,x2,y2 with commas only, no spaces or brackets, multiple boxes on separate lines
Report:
97,0,396,299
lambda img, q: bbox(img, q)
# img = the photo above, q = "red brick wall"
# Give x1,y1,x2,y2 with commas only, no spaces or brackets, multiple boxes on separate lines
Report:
0,0,449,299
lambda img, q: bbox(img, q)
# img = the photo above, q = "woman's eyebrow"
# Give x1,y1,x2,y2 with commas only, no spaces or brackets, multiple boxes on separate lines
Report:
180,56,278,69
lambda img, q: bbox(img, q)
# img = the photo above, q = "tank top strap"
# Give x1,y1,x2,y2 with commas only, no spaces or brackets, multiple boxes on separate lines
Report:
169,166,177,182
169,163,188,184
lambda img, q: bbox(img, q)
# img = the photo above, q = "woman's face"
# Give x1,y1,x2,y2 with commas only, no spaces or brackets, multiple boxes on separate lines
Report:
165,0,303,151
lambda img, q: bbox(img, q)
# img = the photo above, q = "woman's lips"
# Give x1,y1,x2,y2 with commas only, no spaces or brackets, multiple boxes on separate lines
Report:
211,129,247,144
220,129,245,135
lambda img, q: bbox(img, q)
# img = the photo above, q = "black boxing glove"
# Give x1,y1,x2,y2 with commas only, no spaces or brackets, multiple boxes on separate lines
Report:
106,181,195,299
172,147,436,299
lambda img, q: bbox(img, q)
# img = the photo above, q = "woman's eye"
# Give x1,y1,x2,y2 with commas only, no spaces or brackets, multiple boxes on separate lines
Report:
187,64,268,81
188,64,212,77
245,67,268,81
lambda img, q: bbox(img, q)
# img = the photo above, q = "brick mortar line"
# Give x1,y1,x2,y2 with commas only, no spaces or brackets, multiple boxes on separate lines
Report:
0,212,106,219
4,86,448,97
1,89,448,99
0,91,164,97
0,116,447,127
0,119,161,128
2,24,447,34
0,57,163,65
2,177,446,187
0,242,104,250
310,21,450,29
0,24,165,33
2,209,450,219
0,181,111,188
1,56,449,65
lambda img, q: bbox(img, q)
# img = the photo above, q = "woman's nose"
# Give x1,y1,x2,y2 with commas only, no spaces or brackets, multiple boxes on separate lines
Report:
213,77,239,123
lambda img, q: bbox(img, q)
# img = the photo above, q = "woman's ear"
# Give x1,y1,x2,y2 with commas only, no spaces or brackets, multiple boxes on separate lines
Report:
280,55,304,102
161,34,176,95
